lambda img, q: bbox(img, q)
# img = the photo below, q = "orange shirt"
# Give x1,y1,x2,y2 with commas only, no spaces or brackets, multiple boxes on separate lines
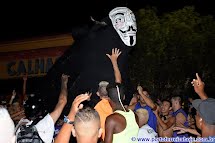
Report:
94,98,113,140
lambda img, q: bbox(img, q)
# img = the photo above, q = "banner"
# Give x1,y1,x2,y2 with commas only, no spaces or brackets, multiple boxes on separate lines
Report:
0,46,68,79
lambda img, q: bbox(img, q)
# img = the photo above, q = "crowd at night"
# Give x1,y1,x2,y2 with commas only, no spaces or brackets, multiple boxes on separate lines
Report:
0,1,215,143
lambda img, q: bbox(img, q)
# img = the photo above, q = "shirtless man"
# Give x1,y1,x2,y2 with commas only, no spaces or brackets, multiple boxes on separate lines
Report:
154,99,175,141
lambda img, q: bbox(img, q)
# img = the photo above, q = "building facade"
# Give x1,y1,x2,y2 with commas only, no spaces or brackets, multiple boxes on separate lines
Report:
0,34,74,79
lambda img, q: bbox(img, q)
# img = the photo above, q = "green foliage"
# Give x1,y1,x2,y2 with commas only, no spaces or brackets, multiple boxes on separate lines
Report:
129,6,215,98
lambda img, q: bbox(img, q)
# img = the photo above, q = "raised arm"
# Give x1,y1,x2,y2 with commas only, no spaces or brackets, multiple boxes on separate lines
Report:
127,94,138,110
9,90,16,105
154,106,175,130
54,93,90,143
22,74,28,102
137,85,157,110
106,48,122,83
191,73,208,100
50,74,69,123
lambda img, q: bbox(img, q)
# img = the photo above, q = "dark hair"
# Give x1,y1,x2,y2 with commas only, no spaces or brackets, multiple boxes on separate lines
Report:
24,94,47,120
171,89,184,105
162,98,172,107
107,83,124,104
142,87,149,93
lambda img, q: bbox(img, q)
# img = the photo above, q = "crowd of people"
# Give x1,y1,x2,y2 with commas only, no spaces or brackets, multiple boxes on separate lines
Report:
0,5,214,143
0,48,215,143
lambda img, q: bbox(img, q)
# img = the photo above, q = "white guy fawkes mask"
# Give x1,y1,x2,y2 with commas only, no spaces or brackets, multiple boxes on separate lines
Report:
109,7,137,46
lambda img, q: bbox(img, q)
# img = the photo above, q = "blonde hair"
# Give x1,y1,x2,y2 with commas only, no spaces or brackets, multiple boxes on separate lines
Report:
98,81,109,97
136,108,149,124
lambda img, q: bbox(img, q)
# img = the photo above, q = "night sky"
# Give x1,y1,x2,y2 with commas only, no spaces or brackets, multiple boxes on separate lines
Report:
0,0,214,42
0,0,214,95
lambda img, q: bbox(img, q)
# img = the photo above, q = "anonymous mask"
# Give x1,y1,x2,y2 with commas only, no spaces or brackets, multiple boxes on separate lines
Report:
109,7,137,46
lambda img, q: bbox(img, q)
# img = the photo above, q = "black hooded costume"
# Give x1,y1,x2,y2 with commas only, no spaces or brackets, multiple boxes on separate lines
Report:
37,14,135,113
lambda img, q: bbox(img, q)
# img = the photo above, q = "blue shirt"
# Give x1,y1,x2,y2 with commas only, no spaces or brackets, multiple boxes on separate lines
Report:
54,125,62,138
134,102,157,131
172,108,189,143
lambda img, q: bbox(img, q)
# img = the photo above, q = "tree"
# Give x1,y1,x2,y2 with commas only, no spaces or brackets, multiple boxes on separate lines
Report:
129,6,215,99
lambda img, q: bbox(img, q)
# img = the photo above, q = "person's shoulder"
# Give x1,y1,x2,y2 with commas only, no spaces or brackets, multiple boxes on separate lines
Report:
139,124,157,136
139,125,147,131
106,112,124,123
94,100,102,110
143,124,155,131
34,113,55,143
176,112,186,118
105,113,117,127
138,126,149,136
95,99,107,107
141,124,151,129
107,112,122,119
35,113,53,127
142,105,153,113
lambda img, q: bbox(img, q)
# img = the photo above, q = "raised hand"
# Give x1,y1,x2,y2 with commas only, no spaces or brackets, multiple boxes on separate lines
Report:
106,48,122,83
12,90,16,97
191,73,207,100
153,105,160,116
9,90,16,105
106,48,122,62
85,92,92,101
61,74,69,85
191,73,204,94
137,85,143,95
23,74,28,81
70,93,91,115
